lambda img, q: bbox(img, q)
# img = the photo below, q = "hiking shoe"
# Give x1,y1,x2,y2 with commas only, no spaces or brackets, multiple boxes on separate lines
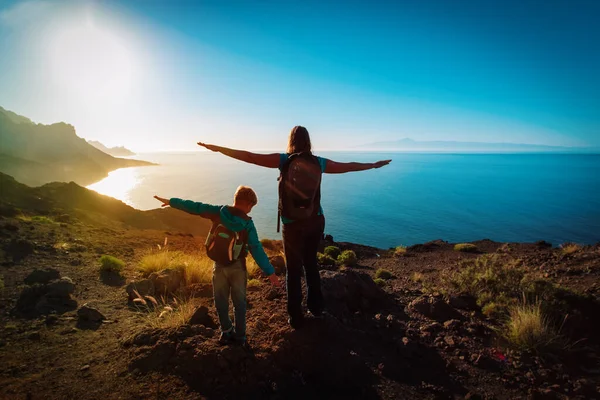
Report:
218,331,234,345
288,315,304,329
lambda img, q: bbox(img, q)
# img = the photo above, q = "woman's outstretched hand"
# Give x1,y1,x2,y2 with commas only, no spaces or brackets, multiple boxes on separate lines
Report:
373,160,392,169
197,142,220,152
153,195,170,207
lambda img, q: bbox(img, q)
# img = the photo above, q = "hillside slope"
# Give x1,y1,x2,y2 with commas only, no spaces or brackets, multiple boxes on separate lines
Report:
0,107,153,186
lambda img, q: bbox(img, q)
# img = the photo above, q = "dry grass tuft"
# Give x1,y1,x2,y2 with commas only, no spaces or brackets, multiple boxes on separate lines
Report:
411,272,424,283
146,296,197,330
560,243,581,255
139,250,213,285
394,245,407,256
454,243,478,253
505,300,560,351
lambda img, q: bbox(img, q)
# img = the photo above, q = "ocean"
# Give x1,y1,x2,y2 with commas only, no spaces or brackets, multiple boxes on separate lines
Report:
87,152,600,248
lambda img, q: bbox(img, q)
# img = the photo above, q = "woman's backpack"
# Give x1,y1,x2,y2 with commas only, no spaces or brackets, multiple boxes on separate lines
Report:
277,152,322,230
205,220,248,266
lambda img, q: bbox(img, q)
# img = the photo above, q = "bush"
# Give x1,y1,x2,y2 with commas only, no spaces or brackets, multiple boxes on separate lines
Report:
374,278,386,287
324,246,341,259
99,255,125,273
394,246,407,256
560,243,580,255
375,268,393,280
411,272,423,283
31,215,56,224
317,252,336,266
246,259,262,279
505,300,559,351
454,243,478,253
337,250,358,267
247,278,262,288
139,250,212,284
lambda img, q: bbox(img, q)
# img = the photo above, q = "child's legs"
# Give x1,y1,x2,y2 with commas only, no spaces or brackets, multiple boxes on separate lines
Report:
227,261,248,338
212,264,233,332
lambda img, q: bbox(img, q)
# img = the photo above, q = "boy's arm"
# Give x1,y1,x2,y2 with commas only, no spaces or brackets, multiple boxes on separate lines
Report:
168,198,221,216
246,223,275,276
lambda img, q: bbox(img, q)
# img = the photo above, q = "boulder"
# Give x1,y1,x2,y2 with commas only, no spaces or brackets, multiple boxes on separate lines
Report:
320,270,389,317
188,306,217,328
150,269,183,295
406,295,462,322
6,238,35,262
126,279,155,300
46,277,75,298
77,304,106,322
269,255,286,275
448,294,478,311
24,268,60,285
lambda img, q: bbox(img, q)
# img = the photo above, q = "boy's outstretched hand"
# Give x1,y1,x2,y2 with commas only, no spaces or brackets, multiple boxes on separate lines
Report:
153,195,170,207
269,274,282,288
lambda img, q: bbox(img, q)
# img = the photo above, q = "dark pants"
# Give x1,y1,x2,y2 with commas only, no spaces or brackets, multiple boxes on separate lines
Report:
282,215,325,318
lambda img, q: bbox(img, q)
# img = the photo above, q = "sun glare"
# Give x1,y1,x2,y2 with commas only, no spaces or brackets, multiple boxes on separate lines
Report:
47,18,137,104
87,167,140,206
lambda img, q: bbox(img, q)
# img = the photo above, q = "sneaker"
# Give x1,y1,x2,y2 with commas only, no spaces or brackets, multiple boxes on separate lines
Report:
288,315,304,329
218,330,234,345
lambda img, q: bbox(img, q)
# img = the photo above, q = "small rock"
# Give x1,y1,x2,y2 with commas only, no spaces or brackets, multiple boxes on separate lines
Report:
443,319,461,330
24,269,61,285
420,322,442,333
27,331,41,341
77,304,105,322
45,315,59,325
406,295,462,322
443,336,456,347
254,319,268,332
265,289,281,301
80,365,90,371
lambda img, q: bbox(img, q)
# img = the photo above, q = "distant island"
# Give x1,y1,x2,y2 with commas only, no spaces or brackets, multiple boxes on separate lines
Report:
88,140,136,157
356,138,599,153
0,106,155,187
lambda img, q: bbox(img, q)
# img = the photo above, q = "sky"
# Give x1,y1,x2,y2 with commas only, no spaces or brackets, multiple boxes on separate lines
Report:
0,0,598,152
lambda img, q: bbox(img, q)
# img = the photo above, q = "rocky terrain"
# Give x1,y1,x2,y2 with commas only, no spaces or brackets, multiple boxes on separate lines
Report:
1,175,599,399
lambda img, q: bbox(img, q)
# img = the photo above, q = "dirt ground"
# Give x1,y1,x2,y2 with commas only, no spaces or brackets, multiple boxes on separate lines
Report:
1,213,599,399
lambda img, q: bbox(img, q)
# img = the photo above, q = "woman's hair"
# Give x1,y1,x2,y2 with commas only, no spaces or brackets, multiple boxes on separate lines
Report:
287,125,312,154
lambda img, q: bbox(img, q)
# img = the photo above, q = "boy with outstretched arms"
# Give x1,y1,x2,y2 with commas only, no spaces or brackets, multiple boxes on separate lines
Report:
153,186,281,345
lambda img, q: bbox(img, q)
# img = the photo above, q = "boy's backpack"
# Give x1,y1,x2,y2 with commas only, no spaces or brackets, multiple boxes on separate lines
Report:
205,217,248,266
278,152,322,230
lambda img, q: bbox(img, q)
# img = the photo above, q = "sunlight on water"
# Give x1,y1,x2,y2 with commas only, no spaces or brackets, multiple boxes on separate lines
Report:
86,168,141,206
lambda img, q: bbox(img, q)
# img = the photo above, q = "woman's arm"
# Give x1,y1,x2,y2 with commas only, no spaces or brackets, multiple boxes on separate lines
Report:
197,142,280,168
324,159,391,174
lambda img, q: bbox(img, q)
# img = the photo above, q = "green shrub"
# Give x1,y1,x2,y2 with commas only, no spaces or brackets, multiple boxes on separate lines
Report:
394,245,407,256
374,278,386,287
337,250,358,267
454,243,478,253
247,278,262,288
317,252,336,266
324,246,341,259
375,268,393,280
99,255,125,273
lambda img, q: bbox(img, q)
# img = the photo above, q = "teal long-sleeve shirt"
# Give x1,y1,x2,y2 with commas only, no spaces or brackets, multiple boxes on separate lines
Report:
169,198,275,276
